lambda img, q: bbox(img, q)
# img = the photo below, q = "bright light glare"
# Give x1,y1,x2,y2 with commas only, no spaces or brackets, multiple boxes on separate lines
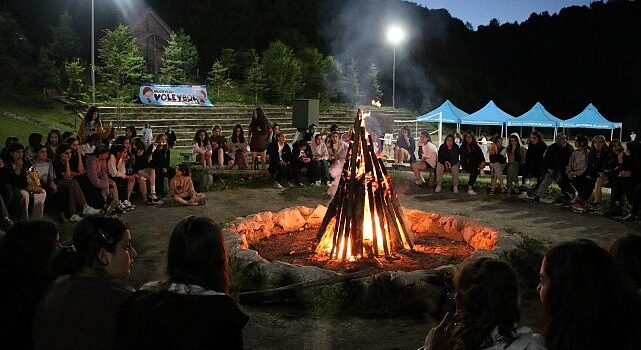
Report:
387,26,405,44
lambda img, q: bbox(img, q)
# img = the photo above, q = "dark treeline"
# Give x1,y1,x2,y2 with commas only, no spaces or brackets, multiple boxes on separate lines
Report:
2,0,640,131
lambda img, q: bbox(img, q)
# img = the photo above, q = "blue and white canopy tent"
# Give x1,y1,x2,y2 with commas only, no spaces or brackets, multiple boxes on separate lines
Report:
459,100,515,138
559,103,623,140
507,102,563,138
412,99,468,144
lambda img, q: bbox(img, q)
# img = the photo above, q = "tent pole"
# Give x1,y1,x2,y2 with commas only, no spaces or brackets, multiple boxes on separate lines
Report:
620,126,623,140
439,112,443,146
611,129,614,141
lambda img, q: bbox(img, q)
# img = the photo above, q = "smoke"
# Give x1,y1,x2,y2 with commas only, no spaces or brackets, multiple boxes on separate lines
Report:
319,0,453,110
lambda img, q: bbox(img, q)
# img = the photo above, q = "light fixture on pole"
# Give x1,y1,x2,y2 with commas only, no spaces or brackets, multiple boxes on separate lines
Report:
91,0,96,103
386,26,404,109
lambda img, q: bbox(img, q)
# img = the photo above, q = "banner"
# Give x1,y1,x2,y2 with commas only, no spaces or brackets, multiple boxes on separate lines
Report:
139,84,213,107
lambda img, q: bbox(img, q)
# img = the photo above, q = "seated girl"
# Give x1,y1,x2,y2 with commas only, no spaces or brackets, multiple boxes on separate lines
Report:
193,129,212,168
210,125,233,168
1,143,46,220
394,126,416,166
115,216,247,349
107,144,136,212
227,124,248,170
435,134,461,193
169,164,205,206
423,257,545,350
33,216,136,350
411,131,438,186
488,137,506,195
310,133,331,186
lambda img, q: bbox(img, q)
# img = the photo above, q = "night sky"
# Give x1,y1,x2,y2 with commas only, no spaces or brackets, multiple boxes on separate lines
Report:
413,0,595,28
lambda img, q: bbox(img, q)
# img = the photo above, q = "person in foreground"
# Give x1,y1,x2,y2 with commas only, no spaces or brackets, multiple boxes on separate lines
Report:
0,220,59,348
538,239,641,350
115,216,248,350
422,257,545,350
33,216,136,350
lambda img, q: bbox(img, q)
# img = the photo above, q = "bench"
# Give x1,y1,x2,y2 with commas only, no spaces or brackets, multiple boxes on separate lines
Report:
206,168,269,176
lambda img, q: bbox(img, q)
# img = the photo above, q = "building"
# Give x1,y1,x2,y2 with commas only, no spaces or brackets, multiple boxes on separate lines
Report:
128,7,173,75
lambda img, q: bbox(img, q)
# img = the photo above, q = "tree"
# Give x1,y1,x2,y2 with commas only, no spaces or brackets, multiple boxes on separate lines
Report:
244,52,266,103
97,24,148,103
323,55,345,102
344,58,363,105
62,58,89,118
207,60,230,99
48,12,81,65
160,29,199,84
367,63,383,100
34,48,60,97
0,11,34,89
261,40,302,104
299,47,326,99
219,48,237,79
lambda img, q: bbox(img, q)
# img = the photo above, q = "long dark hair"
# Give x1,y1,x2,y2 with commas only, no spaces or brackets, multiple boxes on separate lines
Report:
542,239,641,350
84,106,100,124
167,216,229,293
590,135,607,158
71,216,129,274
449,257,520,349
46,129,62,147
0,219,58,275
251,107,269,133
462,130,479,151
610,234,641,291
193,129,209,147
231,124,245,144
507,134,523,163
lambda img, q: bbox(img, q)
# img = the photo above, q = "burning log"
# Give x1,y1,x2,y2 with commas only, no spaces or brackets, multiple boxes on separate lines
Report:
316,110,414,261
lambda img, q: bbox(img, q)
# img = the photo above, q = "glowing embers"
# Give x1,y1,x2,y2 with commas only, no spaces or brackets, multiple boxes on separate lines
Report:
316,110,414,261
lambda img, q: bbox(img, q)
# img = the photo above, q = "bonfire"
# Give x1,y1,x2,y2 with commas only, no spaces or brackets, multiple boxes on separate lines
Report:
316,110,414,261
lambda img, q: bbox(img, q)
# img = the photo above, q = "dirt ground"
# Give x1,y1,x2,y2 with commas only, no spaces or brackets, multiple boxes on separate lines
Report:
64,173,640,350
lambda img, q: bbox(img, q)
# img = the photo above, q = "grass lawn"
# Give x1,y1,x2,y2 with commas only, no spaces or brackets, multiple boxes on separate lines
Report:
0,94,76,144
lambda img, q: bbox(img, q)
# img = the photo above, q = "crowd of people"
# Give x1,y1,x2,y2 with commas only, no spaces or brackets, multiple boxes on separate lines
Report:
0,105,641,349
0,215,246,349
0,214,639,349
0,106,207,229
409,130,641,221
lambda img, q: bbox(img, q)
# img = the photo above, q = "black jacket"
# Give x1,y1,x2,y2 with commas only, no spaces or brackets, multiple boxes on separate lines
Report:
525,141,547,173
459,143,485,168
543,143,574,172
267,142,292,169
489,145,506,164
115,290,247,350
437,143,460,165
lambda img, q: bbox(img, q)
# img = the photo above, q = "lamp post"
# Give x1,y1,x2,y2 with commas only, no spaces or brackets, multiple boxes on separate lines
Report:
386,26,404,109
91,0,96,103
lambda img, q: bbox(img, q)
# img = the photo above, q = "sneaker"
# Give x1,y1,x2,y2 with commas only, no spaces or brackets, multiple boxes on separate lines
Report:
622,213,636,222
415,180,425,186
149,193,160,201
70,214,83,222
315,180,321,186
467,188,477,195
297,182,304,187
274,181,284,189
82,206,102,216
435,185,442,193
123,200,135,210
453,186,459,194
326,181,331,187
151,198,164,205
118,201,130,212
571,201,585,213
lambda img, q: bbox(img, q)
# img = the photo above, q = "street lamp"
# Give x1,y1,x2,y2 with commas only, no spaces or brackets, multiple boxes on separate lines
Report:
386,26,404,109
91,0,96,103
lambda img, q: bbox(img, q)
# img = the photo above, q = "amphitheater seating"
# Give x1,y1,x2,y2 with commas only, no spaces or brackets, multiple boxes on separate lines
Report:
98,105,416,150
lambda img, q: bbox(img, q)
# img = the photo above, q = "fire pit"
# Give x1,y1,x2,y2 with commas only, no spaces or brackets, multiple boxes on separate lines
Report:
222,205,517,288
220,110,519,312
